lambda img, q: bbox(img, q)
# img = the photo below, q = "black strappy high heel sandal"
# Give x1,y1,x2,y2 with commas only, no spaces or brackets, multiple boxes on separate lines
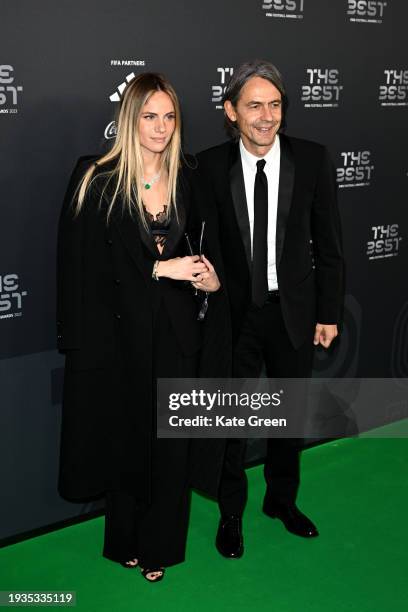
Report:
119,558,139,569
140,567,165,582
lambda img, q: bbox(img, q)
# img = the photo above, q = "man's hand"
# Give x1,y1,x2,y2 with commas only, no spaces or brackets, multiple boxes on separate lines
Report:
313,323,338,348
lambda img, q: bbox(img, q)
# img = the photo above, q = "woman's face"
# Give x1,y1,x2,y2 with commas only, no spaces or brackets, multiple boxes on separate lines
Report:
138,90,176,156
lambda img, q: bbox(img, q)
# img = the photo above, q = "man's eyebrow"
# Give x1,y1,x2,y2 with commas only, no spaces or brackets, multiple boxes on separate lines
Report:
245,98,282,105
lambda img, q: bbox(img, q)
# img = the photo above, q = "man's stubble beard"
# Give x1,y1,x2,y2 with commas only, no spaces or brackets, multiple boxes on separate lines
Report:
248,122,280,148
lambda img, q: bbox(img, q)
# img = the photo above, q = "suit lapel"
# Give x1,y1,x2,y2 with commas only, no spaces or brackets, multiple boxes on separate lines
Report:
111,206,150,285
276,134,295,270
229,143,252,271
92,160,150,285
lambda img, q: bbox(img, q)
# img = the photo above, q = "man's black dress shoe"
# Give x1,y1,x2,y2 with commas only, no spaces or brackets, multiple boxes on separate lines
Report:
216,515,244,558
262,502,319,538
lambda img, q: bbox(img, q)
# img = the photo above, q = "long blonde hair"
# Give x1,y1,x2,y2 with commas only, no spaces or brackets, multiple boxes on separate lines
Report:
75,72,182,226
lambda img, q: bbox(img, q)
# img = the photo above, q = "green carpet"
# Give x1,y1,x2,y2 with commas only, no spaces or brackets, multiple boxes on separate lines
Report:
1,437,407,611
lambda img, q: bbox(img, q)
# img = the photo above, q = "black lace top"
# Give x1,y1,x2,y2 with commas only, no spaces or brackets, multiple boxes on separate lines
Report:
143,205,170,249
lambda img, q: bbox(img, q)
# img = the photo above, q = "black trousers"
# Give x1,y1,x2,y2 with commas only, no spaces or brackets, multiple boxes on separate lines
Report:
218,299,314,516
103,303,198,567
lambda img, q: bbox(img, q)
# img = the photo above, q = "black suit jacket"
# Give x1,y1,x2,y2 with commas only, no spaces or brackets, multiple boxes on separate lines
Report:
196,134,344,349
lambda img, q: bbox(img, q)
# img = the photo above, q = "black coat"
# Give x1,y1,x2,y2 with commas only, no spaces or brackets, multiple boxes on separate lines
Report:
57,156,231,502
196,135,344,349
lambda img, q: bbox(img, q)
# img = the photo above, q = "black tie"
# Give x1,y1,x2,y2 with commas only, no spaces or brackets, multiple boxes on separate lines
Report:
252,159,268,307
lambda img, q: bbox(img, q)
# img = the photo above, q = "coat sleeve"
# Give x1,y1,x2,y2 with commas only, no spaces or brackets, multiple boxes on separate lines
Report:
188,164,233,378
56,157,97,351
311,147,344,324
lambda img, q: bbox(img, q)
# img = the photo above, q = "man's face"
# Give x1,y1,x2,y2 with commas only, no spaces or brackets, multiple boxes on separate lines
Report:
224,76,282,156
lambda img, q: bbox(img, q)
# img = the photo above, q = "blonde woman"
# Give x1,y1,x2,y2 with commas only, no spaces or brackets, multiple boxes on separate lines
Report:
57,73,229,582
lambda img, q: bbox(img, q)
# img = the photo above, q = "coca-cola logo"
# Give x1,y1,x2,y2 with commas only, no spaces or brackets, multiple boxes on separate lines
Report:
104,121,117,140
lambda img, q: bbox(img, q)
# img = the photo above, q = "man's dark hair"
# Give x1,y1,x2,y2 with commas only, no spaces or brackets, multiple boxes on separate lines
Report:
222,59,288,139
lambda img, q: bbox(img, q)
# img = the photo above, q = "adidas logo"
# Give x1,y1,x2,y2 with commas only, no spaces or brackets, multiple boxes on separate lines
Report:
109,72,136,102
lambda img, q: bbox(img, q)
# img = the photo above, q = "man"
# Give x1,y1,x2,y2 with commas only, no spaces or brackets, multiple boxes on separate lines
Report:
196,60,343,558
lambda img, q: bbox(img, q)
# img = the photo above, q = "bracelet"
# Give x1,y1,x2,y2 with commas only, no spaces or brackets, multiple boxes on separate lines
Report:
152,260,160,281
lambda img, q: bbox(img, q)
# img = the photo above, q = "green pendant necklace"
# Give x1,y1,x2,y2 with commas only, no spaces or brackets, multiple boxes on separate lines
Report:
142,171,161,190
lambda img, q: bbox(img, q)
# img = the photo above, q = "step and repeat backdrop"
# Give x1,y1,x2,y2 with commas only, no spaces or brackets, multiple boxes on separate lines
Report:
1,0,407,542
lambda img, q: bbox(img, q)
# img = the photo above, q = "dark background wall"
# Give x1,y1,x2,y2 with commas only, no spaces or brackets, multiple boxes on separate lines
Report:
1,0,407,542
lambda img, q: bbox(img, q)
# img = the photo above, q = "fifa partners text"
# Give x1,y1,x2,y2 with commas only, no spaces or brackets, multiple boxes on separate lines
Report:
167,390,286,428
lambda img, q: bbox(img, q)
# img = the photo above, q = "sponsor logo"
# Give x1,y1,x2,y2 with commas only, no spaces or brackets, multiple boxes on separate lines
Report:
301,69,343,108
104,121,117,140
262,0,304,19
0,274,28,319
379,70,408,107
211,67,234,109
347,0,387,24
109,71,137,102
104,68,145,140
366,224,402,260
337,151,374,188
0,65,23,114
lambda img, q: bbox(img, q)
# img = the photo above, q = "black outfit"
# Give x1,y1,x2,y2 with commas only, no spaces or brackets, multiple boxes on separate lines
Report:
196,135,344,517
57,156,231,566
103,304,195,567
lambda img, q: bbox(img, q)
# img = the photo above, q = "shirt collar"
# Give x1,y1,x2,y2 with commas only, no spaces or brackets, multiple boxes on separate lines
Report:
239,134,280,172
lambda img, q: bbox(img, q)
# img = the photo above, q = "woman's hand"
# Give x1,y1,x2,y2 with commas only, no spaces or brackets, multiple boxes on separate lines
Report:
191,255,221,293
156,255,208,282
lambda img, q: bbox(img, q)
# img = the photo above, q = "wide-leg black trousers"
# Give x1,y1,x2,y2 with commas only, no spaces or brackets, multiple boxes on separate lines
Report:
103,303,198,567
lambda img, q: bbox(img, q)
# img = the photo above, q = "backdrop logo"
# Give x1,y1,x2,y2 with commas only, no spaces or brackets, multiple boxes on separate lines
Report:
337,151,374,188
211,67,234,109
301,69,343,108
104,71,140,140
109,72,137,102
366,224,402,260
347,0,387,24
0,274,28,319
379,70,408,106
262,0,304,19
0,65,23,114
104,121,117,140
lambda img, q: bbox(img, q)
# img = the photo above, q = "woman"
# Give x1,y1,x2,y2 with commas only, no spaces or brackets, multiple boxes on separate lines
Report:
57,73,230,582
